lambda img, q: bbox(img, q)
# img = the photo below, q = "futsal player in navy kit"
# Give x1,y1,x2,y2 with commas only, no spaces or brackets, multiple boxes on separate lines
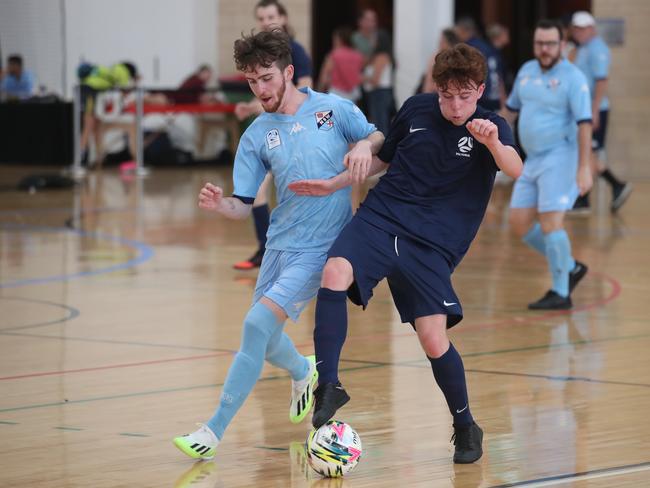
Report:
290,44,523,464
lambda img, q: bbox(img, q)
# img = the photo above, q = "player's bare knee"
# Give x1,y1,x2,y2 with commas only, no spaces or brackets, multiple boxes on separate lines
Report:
321,258,354,290
420,334,449,358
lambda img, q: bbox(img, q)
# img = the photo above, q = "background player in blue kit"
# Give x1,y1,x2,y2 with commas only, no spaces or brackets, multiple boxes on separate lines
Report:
173,29,383,460
290,44,523,464
504,20,593,310
571,11,632,213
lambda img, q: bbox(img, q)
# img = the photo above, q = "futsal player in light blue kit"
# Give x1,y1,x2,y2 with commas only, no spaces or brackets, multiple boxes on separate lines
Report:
173,29,383,459
503,20,593,310
571,10,632,213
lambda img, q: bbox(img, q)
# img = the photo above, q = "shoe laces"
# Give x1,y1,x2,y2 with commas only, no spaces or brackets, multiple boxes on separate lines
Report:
451,425,474,450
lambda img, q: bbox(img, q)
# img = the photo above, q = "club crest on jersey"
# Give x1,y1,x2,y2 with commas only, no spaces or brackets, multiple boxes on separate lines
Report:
548,78,561,90
456,136,473,158
266,129,281,150
315,110,334,131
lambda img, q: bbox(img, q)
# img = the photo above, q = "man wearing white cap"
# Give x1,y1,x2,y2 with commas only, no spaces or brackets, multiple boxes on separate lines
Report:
571,11,632,213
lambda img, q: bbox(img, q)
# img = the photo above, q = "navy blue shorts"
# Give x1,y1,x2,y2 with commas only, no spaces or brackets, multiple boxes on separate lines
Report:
592,110,608,151
327,215,463,328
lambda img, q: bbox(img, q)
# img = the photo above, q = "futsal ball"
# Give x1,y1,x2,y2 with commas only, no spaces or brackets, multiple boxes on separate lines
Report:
306,420,362,478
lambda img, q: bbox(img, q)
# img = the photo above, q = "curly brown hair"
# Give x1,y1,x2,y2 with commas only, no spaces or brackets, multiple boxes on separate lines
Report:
432,43,487,91
233,29,292,73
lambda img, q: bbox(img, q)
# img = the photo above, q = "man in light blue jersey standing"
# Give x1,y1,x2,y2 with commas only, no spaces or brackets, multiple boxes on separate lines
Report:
173,29,383,460
503,20,593,310
571,11,632,213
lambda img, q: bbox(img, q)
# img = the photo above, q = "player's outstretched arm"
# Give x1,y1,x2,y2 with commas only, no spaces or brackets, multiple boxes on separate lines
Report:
466,118,523,179
288,156,389,197
198,182,252,220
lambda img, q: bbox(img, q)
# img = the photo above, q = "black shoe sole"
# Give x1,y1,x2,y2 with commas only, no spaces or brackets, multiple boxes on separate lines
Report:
312,392,350,429
528,302,572,310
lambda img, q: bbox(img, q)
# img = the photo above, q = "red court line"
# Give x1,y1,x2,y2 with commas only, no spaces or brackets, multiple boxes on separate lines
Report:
0,272,621,382
0,351,233,381
294,270,623,348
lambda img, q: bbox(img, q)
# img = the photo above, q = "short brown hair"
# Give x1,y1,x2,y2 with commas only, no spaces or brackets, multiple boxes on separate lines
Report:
233,29,292,73
432,43,487,91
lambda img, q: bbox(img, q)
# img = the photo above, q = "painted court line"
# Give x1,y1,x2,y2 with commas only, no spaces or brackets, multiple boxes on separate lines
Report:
0,351,234,381
0,224,154,289
489,461,650,487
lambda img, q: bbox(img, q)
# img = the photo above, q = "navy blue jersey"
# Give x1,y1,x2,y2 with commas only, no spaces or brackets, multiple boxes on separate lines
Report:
290,39,312,85
357,93,516,267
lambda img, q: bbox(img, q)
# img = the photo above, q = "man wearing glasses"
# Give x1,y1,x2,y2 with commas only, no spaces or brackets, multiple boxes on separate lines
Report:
503,19,593,310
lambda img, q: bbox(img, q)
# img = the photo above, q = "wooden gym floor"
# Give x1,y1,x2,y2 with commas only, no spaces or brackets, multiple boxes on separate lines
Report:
0,164,649,487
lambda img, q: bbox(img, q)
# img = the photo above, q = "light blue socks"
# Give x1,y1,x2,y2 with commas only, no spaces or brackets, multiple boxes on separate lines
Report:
206,301,307,440
522,222,546,256
543,229,574,297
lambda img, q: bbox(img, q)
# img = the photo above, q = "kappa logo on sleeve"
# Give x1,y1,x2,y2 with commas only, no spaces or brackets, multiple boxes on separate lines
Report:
315,110,334,131
266,129,281,149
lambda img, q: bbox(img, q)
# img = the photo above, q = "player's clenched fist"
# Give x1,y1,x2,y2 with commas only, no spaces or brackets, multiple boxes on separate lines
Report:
198,182,224,211
466,118,499,147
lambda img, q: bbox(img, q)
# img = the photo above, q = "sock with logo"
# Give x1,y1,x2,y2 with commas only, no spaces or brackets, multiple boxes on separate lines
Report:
428,343,473,427
314,288,348,385
522,222,546,256
206,301,282,440
252,204,269,250
543,229,574,298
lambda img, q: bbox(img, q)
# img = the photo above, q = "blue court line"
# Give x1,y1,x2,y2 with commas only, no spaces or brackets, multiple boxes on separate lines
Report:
488,461,650,487
0,296,80,332
54,426,84,431
0,223,154,289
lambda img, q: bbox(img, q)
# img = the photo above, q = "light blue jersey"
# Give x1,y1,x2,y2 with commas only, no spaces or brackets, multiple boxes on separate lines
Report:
1,70,36,99
233,87,376,252
507,59,592,157
574,36,610,111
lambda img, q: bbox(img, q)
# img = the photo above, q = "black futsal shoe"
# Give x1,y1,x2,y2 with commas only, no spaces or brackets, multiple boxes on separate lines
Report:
528,290,572,310
569,261,588,294
311,383,350,429
611,182,633,212
452,422,484,464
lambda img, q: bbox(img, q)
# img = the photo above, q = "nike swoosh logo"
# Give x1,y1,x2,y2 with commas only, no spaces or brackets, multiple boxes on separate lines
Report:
443,300,457,306
456,405,468,413
409,126,426,133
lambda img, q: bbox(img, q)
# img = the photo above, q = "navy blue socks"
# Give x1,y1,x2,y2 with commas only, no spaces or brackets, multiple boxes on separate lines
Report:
428,343,474,427
252,204,269,250
314,288,348,384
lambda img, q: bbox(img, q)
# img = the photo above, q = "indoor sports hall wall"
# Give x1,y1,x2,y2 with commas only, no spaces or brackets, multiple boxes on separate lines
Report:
593,0,650,180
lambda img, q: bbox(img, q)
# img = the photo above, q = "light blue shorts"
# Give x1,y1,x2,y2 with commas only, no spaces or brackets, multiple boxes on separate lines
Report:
252,249,327,322
510,144,579,213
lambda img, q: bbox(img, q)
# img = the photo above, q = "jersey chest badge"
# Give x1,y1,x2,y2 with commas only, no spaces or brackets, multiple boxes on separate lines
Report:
315,110,334,131
548,78,561,90
456,136,473,158
266,129,281,150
